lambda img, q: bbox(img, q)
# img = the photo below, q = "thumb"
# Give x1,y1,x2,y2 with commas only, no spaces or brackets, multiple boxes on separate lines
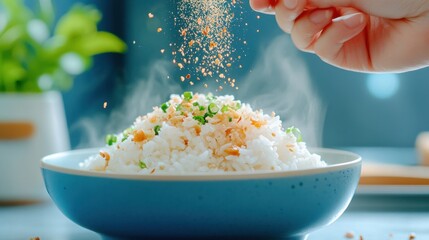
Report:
307,0,429,19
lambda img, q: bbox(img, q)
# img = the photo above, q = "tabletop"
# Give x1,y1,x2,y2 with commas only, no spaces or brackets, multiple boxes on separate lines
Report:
1,194,429,240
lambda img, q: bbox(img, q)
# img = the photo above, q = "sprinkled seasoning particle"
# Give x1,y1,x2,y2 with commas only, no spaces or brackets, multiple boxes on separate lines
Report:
170,0,245,90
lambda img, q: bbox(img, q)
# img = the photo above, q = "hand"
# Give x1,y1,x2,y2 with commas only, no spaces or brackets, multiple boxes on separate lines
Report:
250,0,429,72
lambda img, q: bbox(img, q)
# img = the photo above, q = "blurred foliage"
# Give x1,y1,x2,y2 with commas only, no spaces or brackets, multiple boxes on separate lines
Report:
0,0,126,92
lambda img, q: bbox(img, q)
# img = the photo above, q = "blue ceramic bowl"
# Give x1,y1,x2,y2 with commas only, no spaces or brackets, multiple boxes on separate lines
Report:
41,148,361,240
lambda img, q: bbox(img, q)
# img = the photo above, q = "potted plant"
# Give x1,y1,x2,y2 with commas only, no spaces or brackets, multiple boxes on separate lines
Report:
0,0,126,203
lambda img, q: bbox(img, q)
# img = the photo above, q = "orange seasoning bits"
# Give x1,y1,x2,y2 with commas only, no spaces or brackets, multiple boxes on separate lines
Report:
133,130,146,142
202,26,210,36
99,151,110,161
209,41,217,50
224,146,240,156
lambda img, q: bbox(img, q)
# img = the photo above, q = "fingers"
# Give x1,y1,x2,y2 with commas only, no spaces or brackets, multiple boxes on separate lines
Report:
291,8,334,52
313,10,367,63
306,0,428,19
249,0,278,15
274,0,308,33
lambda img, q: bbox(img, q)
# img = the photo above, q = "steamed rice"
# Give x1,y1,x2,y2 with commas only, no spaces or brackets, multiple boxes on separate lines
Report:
80,93,326,174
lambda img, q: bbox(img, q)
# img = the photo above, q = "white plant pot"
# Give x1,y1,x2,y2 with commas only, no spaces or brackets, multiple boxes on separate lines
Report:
0,91,70,203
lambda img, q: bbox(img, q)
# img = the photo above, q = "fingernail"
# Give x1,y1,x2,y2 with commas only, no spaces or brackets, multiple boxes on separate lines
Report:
332,13,364,29
309,10,332,24
283,0,298,10
256,6,275,14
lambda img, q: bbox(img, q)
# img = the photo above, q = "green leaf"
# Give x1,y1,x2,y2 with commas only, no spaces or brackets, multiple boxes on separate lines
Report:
51,69,73,91
55,5,101,38
38,0,55,25
0,1,126,93
1,0,32,22
72,32,127,56
0,26,27,48
2,60,26,84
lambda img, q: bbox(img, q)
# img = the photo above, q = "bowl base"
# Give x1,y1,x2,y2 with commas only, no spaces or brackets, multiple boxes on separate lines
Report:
101,234,308,240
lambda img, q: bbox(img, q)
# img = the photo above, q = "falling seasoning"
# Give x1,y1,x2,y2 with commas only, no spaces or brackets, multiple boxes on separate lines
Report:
103,102,108,109
157,28,163,33
148,13,154,18
172,0,244,89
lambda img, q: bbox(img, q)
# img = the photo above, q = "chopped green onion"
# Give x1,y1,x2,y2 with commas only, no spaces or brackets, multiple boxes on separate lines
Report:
161,102,169,113
221,105,229,113
139,160,147,169
286,126,303,142
208,103,219,115
123,127,133,135
105,134,117,146
183,91,193,101
235,102,242,110
199,106,206,111
206,93,217,101
193,102,200,106
228,117,232,122
121,127,133,142
154,125,161,135
176,104,182,111
193,116,207,125
204,112,213,119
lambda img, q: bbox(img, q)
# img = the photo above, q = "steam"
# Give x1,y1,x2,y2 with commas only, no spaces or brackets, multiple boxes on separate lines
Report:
72,60,182,148
238,35,325,146
72,35,324,148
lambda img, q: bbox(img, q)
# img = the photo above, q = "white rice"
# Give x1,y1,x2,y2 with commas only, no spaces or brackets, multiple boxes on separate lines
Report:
80,93,326,174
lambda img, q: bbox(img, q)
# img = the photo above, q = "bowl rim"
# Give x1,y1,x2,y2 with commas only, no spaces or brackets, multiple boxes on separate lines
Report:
41,148,361,181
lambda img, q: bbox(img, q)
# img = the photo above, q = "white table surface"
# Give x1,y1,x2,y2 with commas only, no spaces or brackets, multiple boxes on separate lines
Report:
1,195,429,240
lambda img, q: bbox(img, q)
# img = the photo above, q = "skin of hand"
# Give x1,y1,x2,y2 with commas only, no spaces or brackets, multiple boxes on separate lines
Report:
249,0,429,72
